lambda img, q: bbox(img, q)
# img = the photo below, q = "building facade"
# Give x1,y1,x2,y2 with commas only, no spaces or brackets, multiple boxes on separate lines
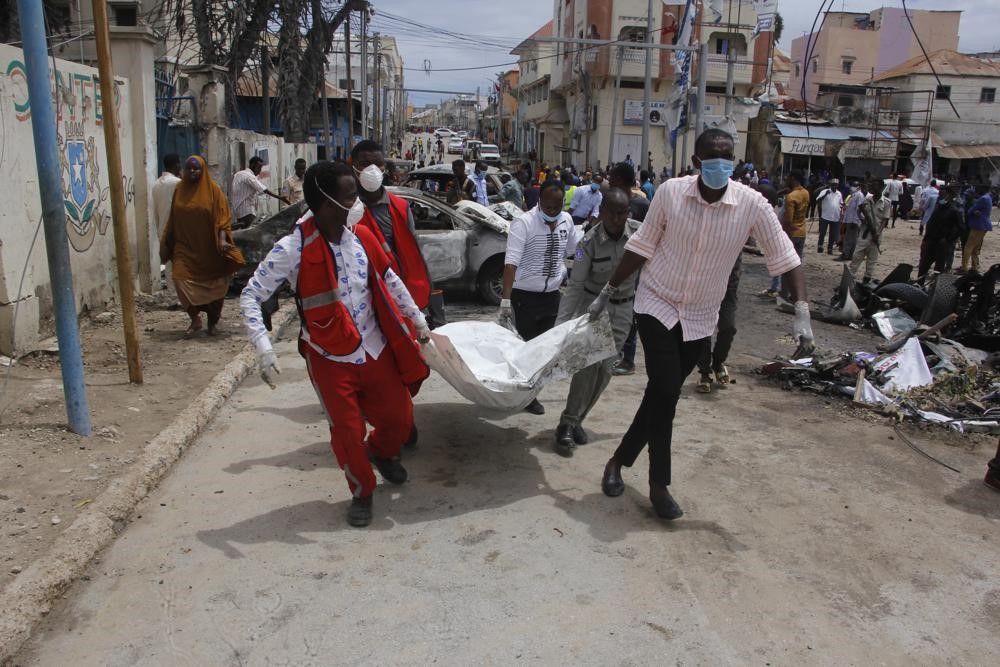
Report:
789,8,960,107
513,0,775,172
872,50,1000,181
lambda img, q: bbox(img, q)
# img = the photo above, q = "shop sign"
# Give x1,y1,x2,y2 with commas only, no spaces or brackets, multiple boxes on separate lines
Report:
623,99,667,126
780,137,826,156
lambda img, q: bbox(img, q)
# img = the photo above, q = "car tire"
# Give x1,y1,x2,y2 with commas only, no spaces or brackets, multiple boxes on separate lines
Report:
873,282,929,316
920,273,959,326
476,256,505,306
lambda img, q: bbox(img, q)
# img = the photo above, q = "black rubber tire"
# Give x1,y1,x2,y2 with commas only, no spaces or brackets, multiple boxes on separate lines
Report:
920,273,959,325
874,282,929,316
476,256,505,306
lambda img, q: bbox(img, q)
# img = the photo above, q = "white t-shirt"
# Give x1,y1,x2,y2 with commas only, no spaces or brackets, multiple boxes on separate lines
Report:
152,172,180,234
885,179,903,202
817,187,843,221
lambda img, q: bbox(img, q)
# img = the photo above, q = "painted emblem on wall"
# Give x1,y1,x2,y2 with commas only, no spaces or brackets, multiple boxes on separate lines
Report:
6,55,123,252
58,129,108,252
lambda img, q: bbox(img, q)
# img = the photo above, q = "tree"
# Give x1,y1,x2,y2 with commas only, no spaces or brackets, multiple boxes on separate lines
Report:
774,13,784,45
148,1,354,142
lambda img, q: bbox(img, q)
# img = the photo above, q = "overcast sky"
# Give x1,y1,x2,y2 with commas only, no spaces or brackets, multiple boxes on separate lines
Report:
368,0,1000,107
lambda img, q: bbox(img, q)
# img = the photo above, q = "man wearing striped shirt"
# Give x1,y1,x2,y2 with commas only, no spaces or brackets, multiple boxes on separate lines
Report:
499,179,579,415
589,128,814,521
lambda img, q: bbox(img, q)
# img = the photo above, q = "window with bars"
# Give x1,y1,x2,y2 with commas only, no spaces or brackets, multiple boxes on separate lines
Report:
981,87,996,103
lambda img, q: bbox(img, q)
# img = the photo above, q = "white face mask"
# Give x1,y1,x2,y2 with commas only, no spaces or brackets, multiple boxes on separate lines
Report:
317,181,365,227
355,164,385,193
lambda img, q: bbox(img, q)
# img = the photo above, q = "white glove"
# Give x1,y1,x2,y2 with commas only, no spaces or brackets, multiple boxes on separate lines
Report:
498,298,516,332
792,301,815,358
415,323,432,344
587,284,615,321
258,350,281,389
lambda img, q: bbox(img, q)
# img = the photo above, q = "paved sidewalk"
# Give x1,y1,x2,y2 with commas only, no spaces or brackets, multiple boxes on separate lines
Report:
17,338,1000,665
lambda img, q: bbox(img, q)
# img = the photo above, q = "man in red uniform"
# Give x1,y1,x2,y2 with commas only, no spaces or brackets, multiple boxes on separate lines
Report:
350,140,432,310
239,161,431,527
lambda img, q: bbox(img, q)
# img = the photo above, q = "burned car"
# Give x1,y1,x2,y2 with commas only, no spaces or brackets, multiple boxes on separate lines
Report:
402,163,509,204
229,189,509,305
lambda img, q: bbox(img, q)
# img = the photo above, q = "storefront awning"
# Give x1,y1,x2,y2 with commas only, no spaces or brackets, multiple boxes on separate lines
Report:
935,144,1000,160
774,122,895,141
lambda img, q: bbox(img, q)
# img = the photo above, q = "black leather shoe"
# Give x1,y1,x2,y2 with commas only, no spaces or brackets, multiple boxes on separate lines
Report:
601,459,625,497
649,486,683,520
571,425,588,445
347,496,373,527
372,456,408,485
524,398,545,415
555,424,575,457
404,424,418,450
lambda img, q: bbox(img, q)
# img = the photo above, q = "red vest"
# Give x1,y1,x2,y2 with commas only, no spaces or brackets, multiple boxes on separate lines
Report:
358,193,432,309
295,215,429,389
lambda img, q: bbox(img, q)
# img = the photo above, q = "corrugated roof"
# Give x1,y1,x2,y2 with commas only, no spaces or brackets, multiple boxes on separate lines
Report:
935,144,1000,160
774,122,895,141
871,49,1000,83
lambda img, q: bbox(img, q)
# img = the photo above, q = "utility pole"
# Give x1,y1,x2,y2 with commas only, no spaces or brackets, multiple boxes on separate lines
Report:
640,0,654,172
261,44,270,135
476,86,480,137
696,40,709,140
360,7,368,139
345,19,354,152
497,75,503,151
320,59,331,153
607,45,624,167
92,0,143,385
373,32,381,141
16,0,92,434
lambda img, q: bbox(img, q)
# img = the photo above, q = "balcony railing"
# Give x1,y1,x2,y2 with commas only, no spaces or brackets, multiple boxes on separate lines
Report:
704,55,754,85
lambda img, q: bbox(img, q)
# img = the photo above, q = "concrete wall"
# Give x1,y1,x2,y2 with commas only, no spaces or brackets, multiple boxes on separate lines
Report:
0,43,137,356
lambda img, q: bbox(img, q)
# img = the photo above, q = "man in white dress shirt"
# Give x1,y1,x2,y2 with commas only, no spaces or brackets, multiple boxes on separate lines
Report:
499,178,579,415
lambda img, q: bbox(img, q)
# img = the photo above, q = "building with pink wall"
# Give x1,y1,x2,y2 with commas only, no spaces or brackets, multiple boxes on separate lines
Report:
789,7,960,107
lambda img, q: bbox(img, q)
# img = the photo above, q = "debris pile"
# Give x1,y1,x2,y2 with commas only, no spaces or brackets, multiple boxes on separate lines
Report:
761,320,1000,433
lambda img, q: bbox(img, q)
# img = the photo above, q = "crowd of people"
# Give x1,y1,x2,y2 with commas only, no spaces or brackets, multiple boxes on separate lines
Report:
153,130,996,528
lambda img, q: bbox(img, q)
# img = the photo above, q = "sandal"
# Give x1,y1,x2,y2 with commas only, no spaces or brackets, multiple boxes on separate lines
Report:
184,316,203,337
696,373,712,393
714,366,731,388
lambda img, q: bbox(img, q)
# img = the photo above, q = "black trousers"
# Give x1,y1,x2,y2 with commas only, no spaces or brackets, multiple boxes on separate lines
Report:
697,260,741,374
614,315,707,487
511,288,560,341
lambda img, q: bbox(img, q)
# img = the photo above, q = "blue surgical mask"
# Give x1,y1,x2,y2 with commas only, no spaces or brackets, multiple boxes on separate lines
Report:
540,210,561,223
699,158,734,190
590,182,600,192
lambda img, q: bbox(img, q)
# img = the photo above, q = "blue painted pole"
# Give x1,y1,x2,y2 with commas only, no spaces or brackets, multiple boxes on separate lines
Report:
16,0,92,436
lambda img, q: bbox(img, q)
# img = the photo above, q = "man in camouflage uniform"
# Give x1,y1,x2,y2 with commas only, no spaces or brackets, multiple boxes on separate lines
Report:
553,189,639,456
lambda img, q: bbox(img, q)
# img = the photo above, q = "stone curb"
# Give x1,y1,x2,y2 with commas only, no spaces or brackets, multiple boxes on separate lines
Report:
0,302,299,664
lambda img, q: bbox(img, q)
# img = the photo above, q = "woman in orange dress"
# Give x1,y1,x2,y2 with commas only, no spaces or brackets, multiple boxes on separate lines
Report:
159,155,244,336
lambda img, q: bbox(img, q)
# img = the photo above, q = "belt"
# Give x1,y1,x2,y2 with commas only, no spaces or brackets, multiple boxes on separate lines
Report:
610,296,634,305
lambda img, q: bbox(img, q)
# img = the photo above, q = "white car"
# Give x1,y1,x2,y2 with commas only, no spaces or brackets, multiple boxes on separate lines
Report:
479,144,502,166
456,130,468,139
447,138,464,155
434,128,453,138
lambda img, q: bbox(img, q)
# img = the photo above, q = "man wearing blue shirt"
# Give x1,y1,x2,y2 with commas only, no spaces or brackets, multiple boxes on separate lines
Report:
470,160,489,206
569,175,604,227
961,186,993,273
639,170,655,201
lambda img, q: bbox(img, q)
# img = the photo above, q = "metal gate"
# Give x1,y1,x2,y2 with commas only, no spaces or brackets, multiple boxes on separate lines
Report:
155,66,199,163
